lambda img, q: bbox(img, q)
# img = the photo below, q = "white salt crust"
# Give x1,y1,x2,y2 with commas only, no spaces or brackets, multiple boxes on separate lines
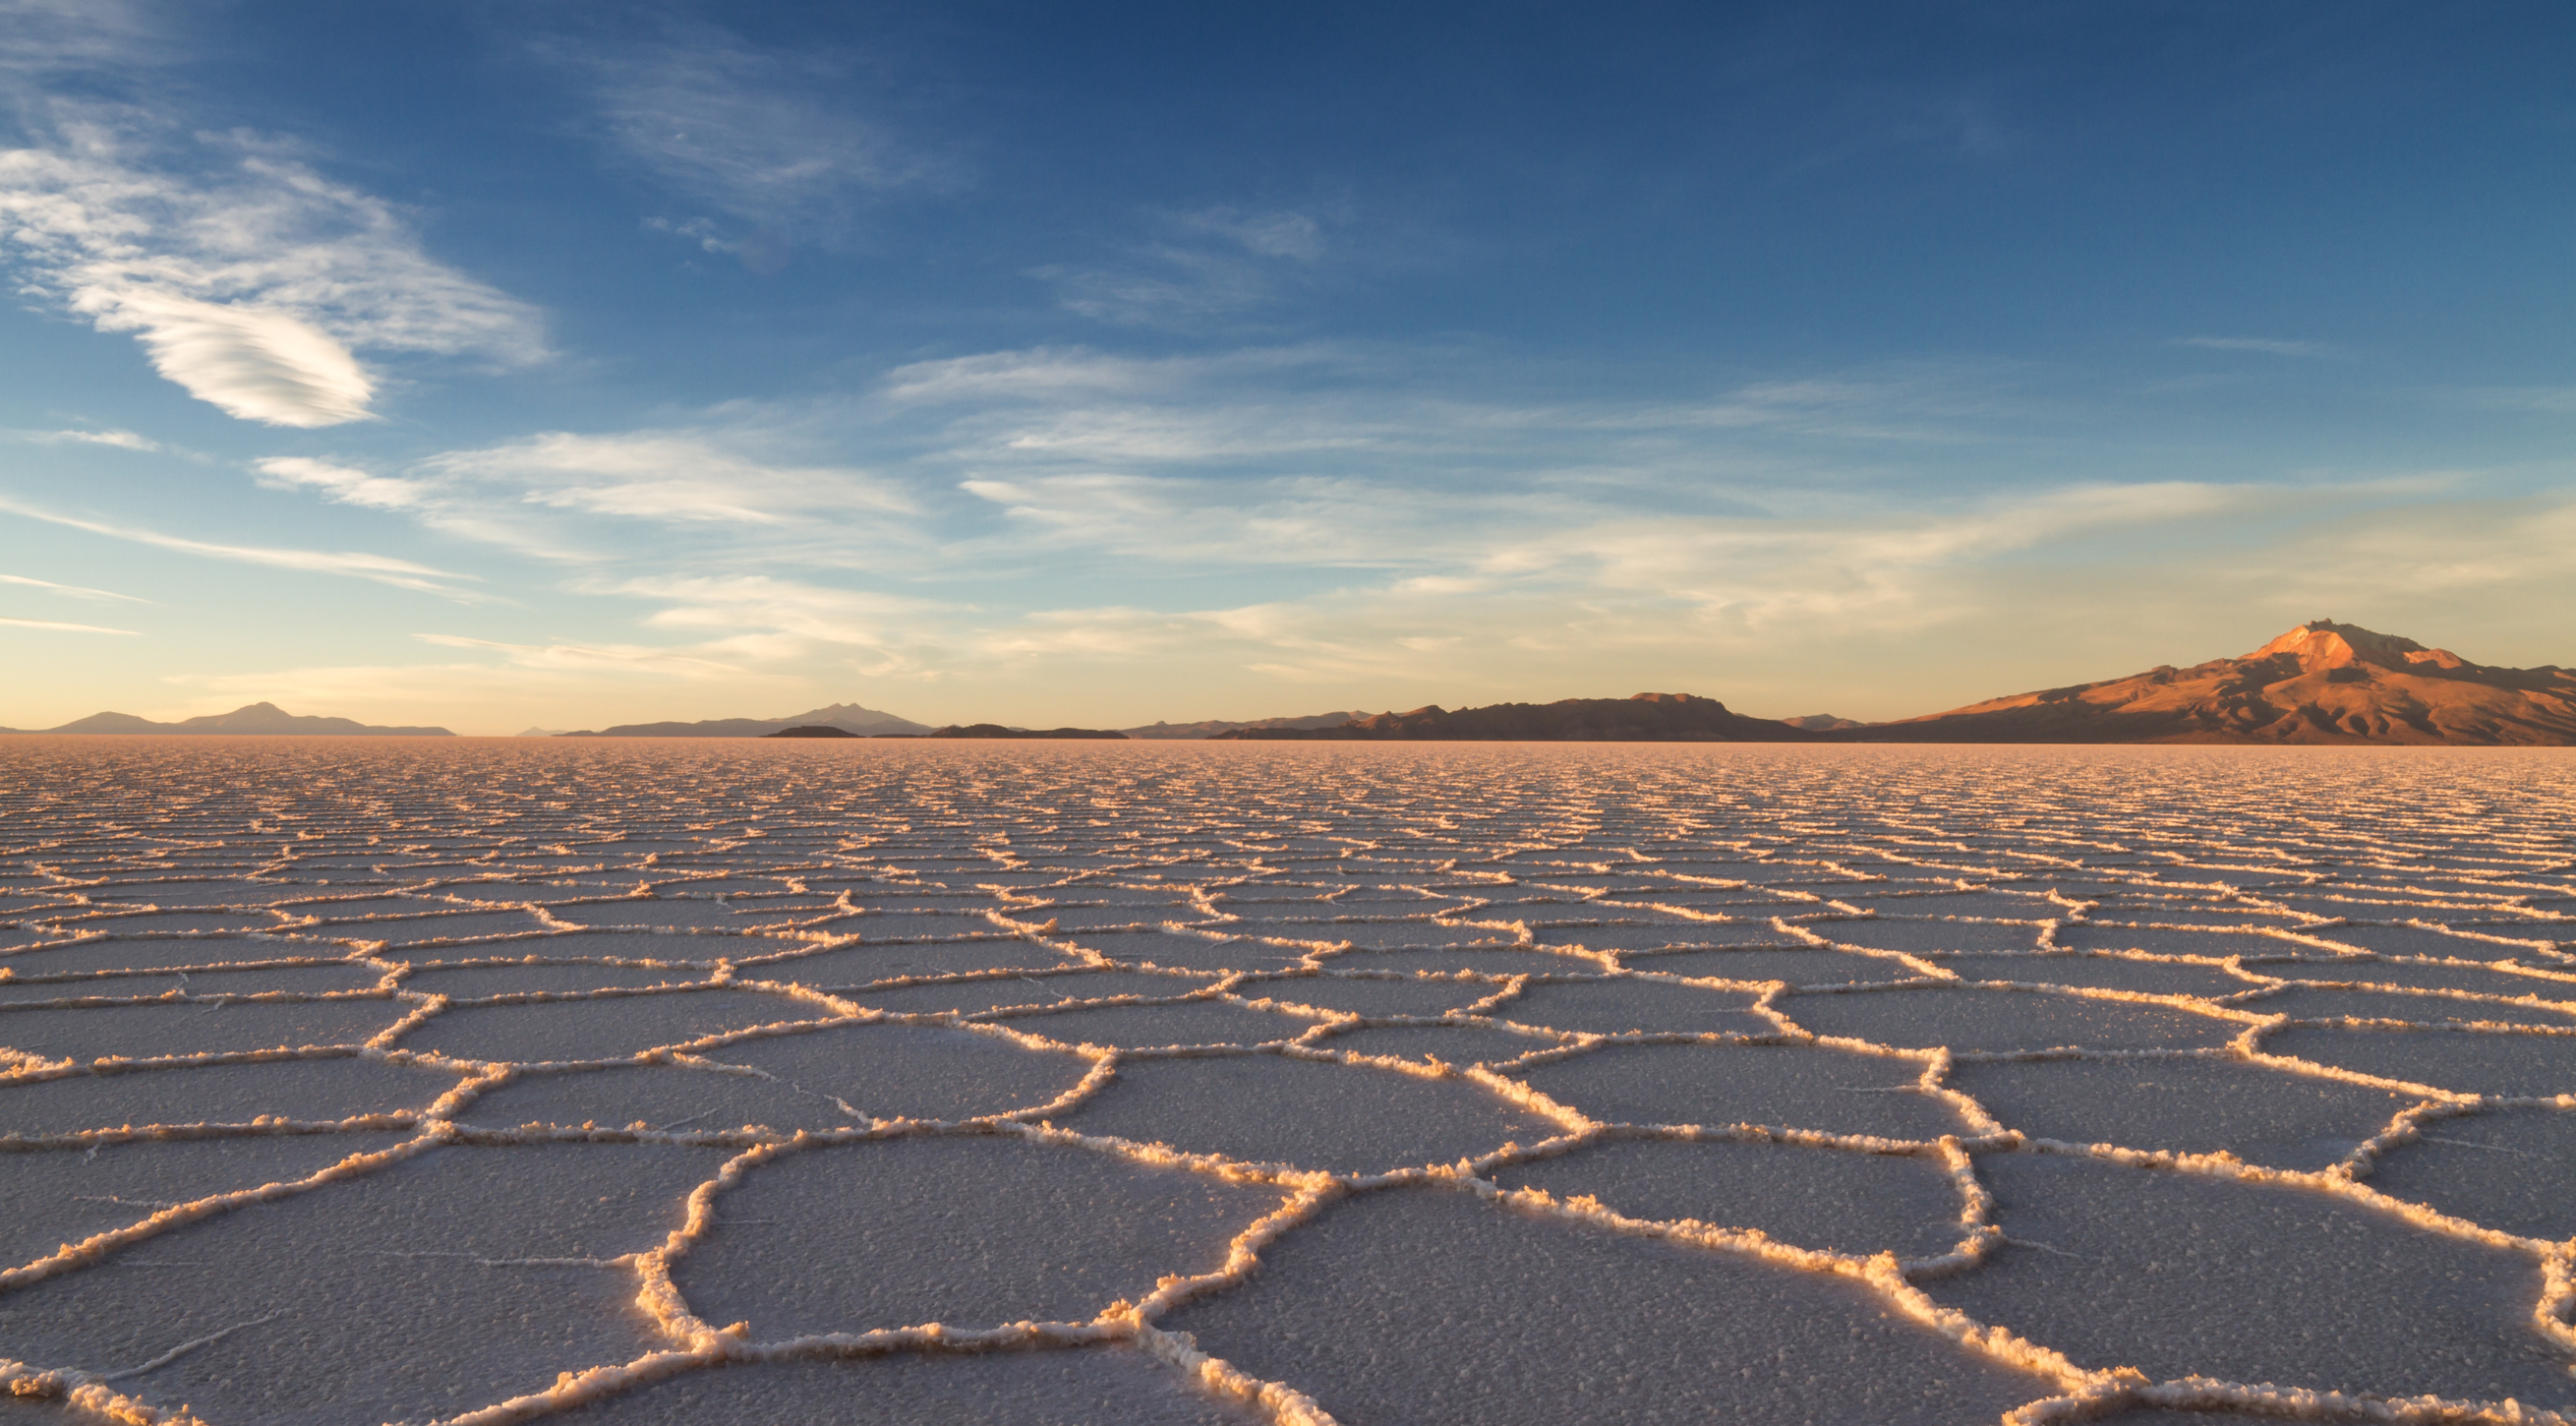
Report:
0,740,2569,1425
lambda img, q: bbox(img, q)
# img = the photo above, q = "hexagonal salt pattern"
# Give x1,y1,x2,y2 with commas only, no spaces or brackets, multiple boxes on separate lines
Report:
3,739,2571,1426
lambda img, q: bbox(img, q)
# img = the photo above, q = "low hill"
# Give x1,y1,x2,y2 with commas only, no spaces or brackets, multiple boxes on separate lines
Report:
928,725,1128,740
1209,692,1814,742
1124,710,1368,740
559,701,932,738
1838,621,2576,745
34,702,453,736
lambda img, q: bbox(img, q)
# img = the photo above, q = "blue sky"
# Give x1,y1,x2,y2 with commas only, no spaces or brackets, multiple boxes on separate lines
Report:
3,1,2570,734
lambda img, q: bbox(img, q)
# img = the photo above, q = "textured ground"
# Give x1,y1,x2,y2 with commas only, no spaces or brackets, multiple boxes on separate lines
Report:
2,739,2573,1426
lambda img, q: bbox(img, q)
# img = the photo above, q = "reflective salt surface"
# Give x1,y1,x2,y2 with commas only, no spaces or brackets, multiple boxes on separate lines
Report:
2,740,2573,1426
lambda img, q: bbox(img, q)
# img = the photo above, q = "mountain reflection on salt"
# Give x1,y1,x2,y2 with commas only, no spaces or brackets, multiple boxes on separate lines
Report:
2,740,2573,1426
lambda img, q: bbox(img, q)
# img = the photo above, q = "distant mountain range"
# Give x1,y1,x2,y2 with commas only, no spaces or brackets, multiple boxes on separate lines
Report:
1213,623,2574,746
1124,710,1368,739
10,623,2560,746
557,702,934,738
554,703,1355,741
2,702,453,737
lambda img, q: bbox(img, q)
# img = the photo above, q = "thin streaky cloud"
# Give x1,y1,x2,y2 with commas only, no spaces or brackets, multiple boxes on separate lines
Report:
544,20,942,238
2175,336,2337,358
414,632,746,679
0,615,140,634
22,427,161,451
0,571,150,603
255,456,435,511
0,494,477,596
416,431,913,524
2463,386,2576,414
0,0,162,74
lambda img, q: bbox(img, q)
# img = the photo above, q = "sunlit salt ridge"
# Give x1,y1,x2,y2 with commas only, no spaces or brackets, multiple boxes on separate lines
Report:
1,741,2572,1425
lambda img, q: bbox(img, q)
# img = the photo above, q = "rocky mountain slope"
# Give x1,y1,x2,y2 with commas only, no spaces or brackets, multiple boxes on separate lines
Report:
1840,621,2576,745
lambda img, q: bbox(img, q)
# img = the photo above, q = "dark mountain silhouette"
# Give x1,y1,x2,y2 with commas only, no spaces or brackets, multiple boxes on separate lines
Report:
1124,710,1368,740
559,701,931,739
761,725,864,739
33,702,452,736
928,725,1128,740
1831,621,2576,745
1209,692,1813,742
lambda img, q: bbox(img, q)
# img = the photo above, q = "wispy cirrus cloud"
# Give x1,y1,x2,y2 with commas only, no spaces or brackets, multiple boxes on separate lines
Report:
2175,335,2338,358
0,492,477,595
420,432,911,524
18,426,161,450
0,571,148,602
0,615,140,634
0,0,162,75
412,632,747,680
252,431,914,567
1030,206,1333,326
0,111,545,427
540,17,946,261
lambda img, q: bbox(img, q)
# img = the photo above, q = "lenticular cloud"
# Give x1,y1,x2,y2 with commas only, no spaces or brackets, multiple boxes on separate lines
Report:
81,287,376,427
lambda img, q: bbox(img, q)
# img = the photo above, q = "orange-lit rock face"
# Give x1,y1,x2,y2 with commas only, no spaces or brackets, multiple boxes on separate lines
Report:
2243,621,2467,674
1881,621,2576,745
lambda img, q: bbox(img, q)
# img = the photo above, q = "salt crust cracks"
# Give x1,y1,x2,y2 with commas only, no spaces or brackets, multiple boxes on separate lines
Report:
1157,1187,2057,1423
546,1349,1259,1423
1927,1152,2576,1405
1947,1056,2419,1171
0,740,2569,1425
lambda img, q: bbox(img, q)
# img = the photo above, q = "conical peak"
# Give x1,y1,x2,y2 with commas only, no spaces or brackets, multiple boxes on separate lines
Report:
2245,621,2463,672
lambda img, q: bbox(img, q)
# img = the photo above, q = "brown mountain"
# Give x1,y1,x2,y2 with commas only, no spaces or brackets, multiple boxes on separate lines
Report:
36,702,453,737
1839,621,2576,745
1209,692,1814,742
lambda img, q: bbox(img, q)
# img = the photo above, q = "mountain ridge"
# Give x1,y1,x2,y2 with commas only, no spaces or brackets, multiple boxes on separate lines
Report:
1824,620,2576,745
558,701,932,739
15,702,454,737
1208,692,1813,743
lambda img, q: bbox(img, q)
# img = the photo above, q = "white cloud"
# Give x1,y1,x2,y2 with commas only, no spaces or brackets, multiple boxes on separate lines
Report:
615,573,938,649
2176,336,2336,358
1029,208,1331,327
23,426,160,450
0,117,545,426
417,431,912,524
0,615,139,634
0,493,477,596
546,20,941,241
246,432,918,569
81,286,376,425
1179,207,1325,261
0,571,147,602
254,455,434,511
412,633,747,680
0,0,161,75
2465,386,2576,414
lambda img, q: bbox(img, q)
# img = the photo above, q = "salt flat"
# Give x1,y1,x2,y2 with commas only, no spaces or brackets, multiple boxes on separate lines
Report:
2,739,2572,1426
